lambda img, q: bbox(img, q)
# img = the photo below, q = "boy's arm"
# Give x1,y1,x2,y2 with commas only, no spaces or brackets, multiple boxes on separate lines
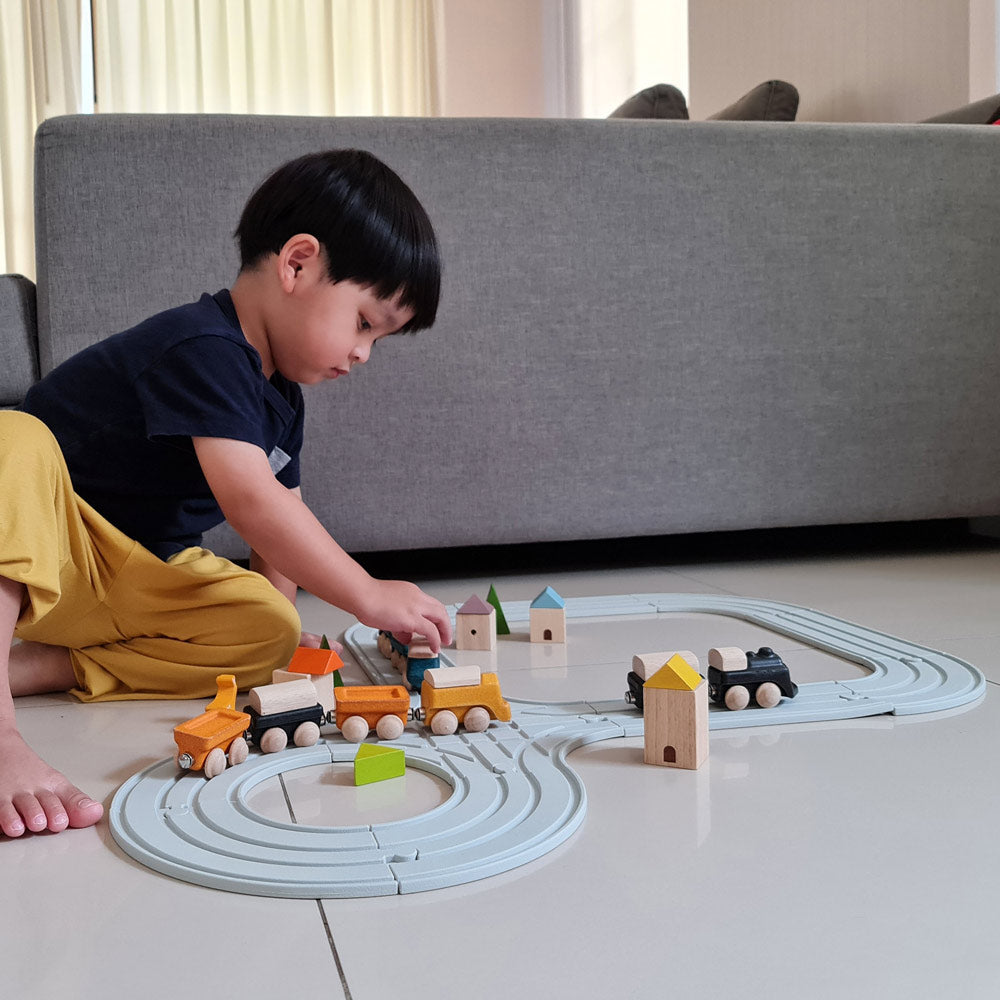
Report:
193,436,452,652
249,487,302,606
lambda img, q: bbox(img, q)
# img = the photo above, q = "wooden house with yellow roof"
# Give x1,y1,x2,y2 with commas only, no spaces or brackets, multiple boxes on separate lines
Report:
642,652,708,770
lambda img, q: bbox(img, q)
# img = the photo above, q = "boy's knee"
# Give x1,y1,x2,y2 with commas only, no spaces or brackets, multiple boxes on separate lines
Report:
239,580,302,668
0,411,61,461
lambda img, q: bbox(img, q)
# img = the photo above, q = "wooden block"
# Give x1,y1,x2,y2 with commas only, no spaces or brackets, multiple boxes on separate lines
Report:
354,743,405,785
248,678,317,716
632,650,700,680
288,646,343,676
456,596,497,651
423,664,482,688
309,672,335,715
529,607,566,643
270,668,301,685
708,646,747,672
643,669,708,770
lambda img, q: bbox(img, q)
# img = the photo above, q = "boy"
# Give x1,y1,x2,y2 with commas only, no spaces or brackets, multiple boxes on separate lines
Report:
0,149,453,838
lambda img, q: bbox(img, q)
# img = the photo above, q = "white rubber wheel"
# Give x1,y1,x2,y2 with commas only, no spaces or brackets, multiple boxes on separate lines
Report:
430,710,458,736
724,685,750,711
376,715,405,740
260,728,288,754
227,736,249,766
463,707,490,733
341,715,369,743
293,721,321,747
755,682,782,708
203,747,227,778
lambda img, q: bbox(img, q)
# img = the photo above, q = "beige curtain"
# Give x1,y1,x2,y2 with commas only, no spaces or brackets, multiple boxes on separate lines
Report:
0,0,81,277
0,0,442,276
92,0,442,115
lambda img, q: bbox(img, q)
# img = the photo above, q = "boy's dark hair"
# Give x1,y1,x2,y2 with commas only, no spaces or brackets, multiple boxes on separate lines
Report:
236,149,440,332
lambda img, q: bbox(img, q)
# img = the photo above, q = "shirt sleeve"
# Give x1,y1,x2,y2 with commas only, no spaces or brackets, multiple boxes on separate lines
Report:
274,388,305,489
135,335,268,450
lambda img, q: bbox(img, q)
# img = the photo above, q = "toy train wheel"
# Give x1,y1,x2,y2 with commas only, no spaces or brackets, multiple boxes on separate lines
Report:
430,710,458,736
260,728,288,754
204,747,227,778
227,737,249,766
340,716,369,743
463,707,490,733
293,721,321,747
755,682,781,708
376,715,405,740
724,685,750,711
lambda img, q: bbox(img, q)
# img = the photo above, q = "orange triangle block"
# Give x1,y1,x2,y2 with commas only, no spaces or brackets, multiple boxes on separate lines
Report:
288,646,343,676
644,652,702,691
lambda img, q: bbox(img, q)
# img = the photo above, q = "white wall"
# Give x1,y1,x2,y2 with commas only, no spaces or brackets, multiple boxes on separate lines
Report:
438,0,548,116
689,0,983,122
439,0,1000,122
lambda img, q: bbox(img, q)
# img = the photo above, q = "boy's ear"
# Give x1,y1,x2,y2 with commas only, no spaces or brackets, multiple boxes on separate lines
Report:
277,234,323,292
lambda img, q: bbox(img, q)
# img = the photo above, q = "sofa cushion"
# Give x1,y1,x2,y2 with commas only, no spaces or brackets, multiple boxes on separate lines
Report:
608,83,689,120
921,92,1000,124
0,274,38,405
708,80,799,121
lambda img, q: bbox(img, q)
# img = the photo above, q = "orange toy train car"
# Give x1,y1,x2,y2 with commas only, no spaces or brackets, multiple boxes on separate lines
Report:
173,674,251,778
334,684,410,742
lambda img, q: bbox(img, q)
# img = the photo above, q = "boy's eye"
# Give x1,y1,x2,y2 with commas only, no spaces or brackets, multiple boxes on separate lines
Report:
359,316,371,332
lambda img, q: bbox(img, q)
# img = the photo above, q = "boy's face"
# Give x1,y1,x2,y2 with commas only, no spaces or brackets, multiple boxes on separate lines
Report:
269,268,415,386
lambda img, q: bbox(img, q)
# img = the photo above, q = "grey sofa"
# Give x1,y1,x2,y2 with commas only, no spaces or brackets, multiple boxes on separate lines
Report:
3,114,999,559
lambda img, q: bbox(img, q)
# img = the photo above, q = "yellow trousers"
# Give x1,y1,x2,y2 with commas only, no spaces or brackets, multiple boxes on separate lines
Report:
0,411,300,701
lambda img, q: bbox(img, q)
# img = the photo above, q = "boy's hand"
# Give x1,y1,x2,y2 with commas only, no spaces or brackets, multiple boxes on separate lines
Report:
357,580,453,654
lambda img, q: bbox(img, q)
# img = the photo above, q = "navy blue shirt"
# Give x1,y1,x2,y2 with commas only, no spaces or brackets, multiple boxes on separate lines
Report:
22,290,304,560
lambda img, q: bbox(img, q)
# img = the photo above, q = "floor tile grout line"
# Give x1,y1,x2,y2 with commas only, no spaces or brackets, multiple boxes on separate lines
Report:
279,772,298,824
316,899,354,1000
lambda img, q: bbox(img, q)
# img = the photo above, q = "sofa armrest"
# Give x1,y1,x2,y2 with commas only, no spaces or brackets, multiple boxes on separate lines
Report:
0,274,39,406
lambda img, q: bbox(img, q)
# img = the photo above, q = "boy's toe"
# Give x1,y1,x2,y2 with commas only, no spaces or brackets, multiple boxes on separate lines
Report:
35,789,70,831
0,799,26,837
63,789,103,828
11,792,47,832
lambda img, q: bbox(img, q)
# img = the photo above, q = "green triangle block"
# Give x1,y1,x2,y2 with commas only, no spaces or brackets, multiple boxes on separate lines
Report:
354,743,405,785
320,634,344,686
487,584,510,635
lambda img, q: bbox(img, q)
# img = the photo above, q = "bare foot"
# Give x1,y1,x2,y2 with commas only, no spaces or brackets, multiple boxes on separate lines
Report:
0,728,103,837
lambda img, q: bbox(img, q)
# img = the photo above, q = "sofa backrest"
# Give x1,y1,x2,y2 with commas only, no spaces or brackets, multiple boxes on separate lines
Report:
33,115,1000,550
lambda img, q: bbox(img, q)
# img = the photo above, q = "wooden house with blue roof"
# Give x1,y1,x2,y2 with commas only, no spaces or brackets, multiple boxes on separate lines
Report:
529,586,566,643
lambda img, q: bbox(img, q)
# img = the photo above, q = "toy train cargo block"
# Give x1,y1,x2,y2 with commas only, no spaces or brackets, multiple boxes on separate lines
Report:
626,649,700,712
486,583,511,635
286,645,344,714
403,637,440,691
455,594,497,651
244,678,326,753
334,684,410,742
354,743,405,786
707,646,798,711
173,674,251,778
420,666,511,736
643,654,708,770
529,586,566,643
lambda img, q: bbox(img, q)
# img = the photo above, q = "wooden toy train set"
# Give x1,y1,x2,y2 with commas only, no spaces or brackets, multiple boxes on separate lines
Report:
172,586,799,781
112,590,985,898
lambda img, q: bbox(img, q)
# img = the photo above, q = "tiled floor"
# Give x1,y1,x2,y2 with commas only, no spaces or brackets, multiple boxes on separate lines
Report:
5,527,1000,999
